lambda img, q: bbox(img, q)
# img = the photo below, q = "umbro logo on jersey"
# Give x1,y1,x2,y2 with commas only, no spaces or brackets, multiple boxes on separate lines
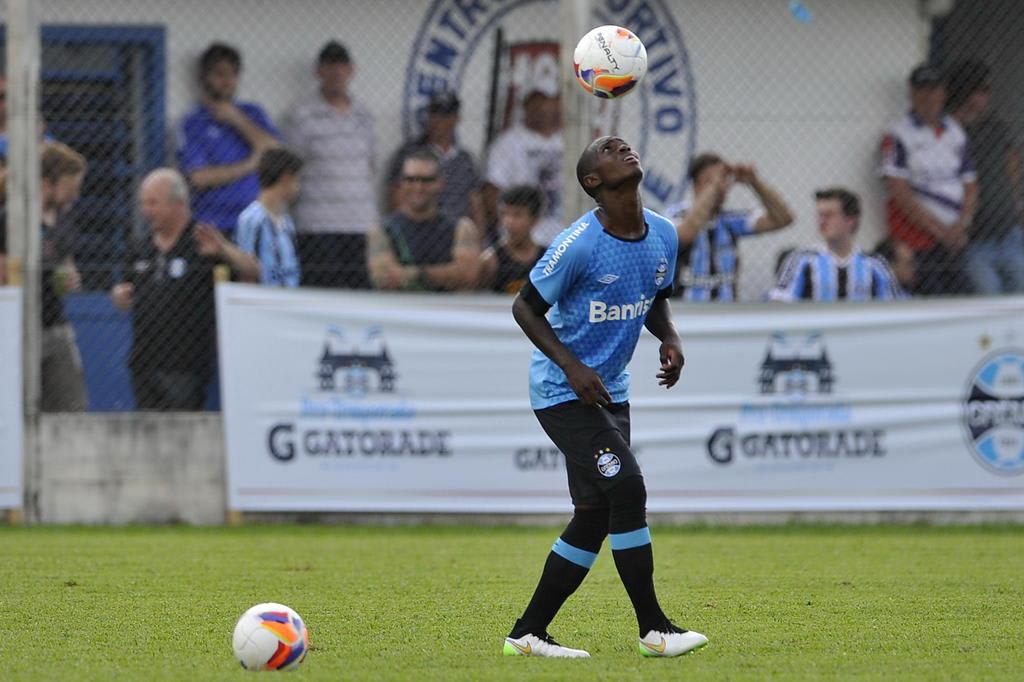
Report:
597,274,620,285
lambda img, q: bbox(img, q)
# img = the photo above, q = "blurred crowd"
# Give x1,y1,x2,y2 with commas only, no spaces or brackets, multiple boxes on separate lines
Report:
0,40,1021,410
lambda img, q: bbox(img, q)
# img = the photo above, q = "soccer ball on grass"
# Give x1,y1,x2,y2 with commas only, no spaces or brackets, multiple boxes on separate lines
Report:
232,602,309,672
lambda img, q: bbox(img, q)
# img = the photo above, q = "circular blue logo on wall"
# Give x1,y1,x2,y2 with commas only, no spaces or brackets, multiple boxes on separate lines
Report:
962,350,1024,476
403,0,697,212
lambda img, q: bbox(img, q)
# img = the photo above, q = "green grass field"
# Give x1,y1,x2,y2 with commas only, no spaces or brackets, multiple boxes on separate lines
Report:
1,524,1021,680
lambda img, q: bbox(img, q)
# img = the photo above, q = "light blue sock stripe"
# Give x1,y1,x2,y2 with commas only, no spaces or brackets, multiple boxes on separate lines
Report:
551,538,598,569
610,527,651,550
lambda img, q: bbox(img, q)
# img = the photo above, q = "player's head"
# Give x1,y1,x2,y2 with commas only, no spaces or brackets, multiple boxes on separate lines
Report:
815,187,860,242
399,149,443,214
908,64,945,123
40,141,87,213
576,136,643,200
316,40,353,98
522,89,561,134
199,42,241,101
499,185,544,243
140,168,190,232
258,147,305,201
688,152,729,204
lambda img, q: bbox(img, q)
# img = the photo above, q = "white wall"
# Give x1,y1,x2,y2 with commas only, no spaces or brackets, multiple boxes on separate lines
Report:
19,0,923,298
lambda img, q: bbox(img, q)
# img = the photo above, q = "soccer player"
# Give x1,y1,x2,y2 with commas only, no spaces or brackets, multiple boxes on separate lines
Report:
770,188,905,301
504,137,708,659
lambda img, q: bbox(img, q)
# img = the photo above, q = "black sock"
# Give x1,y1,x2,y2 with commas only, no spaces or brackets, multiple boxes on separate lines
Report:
509,551,590,638
610,530,668,636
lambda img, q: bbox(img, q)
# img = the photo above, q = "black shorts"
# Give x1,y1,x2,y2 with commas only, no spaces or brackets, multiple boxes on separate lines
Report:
534,400,641,507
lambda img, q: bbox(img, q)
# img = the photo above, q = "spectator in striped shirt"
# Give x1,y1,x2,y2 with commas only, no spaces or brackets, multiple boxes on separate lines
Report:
770,188,904,302
283,40,378,290
668,153,794,302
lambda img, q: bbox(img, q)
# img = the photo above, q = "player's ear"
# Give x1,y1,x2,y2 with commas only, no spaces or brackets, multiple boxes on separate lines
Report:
583,173,600,196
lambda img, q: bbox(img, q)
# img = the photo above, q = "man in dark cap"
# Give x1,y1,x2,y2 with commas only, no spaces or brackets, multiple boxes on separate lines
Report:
383,90,484,232
948,60,1024,294
879,64,977,295
283,40,378,288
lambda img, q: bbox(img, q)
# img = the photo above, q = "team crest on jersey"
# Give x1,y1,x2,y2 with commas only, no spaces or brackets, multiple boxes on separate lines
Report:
654,257,669,287
596,448,621,477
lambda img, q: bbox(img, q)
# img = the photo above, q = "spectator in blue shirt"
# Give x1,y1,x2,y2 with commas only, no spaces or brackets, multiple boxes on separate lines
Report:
669,153,794,301
176,43,280,236
236,148,304,287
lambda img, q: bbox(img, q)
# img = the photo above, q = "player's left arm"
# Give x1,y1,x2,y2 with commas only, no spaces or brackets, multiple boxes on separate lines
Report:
644,294,683,388
733,164,795,233
420,217,483,290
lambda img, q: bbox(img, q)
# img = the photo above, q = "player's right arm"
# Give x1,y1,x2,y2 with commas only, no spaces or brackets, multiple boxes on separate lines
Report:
513,225,610,407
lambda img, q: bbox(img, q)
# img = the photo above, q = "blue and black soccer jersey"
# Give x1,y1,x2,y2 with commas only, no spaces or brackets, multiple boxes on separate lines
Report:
525,208,678,410
769,248,906,301
666,202,760,302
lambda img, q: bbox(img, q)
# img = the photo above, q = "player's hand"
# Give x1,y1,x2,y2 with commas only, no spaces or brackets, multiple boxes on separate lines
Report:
565,361,612,407
657,340,684,388
731,163,759,185
193,223,227,258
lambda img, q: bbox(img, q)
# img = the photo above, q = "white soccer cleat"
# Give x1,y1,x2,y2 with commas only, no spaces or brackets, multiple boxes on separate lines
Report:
639,626,708,657
503,633,591,658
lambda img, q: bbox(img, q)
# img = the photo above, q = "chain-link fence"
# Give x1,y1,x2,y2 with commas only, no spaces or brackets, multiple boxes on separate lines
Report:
2,0,1023,412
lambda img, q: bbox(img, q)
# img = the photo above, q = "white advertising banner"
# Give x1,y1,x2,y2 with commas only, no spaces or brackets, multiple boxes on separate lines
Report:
0,287,23,509
218,284,1024,513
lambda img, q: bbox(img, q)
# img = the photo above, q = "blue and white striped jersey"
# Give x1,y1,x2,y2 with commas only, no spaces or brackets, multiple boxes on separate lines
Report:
769,248,905,302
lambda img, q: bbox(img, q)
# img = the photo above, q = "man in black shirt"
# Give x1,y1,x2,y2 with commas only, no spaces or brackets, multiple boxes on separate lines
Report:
110,168,257,410
948,60,1024,294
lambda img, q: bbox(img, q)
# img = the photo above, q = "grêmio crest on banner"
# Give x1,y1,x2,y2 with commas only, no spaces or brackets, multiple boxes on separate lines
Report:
402,0,697,211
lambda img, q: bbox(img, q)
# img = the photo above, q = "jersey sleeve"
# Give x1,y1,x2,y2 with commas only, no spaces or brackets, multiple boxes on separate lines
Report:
869,256,906,300
879,130,909,179
722,211,758,237
235,207,259,255
528,224,592,306
769,251,807,302
175,114,207,174
657,214,678,296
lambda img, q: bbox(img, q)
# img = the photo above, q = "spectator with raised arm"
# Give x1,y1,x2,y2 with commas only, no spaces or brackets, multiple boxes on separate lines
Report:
283,40,377,289
668,153,794,301
111,169,258,410
880,64,977,295
367,150,481,291
770,188,904,302
176,42,279,237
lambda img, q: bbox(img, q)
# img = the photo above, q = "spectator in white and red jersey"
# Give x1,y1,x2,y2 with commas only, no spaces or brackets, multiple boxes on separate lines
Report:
880,64,977,295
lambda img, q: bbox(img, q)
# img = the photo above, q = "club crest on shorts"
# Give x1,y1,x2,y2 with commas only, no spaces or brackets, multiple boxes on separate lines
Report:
596,447,621,477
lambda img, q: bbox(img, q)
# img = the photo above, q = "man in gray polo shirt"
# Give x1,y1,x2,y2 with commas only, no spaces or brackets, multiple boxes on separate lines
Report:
283,40,377,289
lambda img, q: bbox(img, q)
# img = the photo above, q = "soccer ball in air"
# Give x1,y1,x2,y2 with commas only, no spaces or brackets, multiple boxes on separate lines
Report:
232,603,310,672
573,25,647,99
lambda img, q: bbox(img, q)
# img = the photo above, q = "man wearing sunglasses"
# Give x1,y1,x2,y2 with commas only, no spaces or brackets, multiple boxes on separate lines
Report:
366,149,481,291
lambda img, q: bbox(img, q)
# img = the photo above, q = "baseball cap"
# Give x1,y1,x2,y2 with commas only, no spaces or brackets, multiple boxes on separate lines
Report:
318,40,351,65
908,64,943,88
427,91,460,115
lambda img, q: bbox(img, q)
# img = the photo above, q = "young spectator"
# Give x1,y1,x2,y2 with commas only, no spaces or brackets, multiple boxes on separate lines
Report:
947,60,1024,294
484,90,563,243
367,150,481,291
176,42,280,236
880,64,977,295
283,40,377,289
0,142,89,410
479,185,546,294
384,91,484,229
771,188,903,301
111,169,258,410
669,153,794,301
236,148,304,287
